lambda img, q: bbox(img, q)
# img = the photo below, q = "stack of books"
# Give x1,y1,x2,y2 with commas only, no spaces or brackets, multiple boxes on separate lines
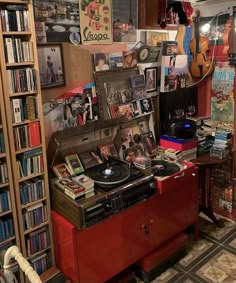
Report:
72,174,95,199
55,178,85,200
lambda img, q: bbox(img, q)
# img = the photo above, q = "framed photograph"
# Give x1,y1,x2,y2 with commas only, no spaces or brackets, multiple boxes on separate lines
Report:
146,31,169,46
33,0,80,42
141,131,157,156
145,67,157,93
140,97,153,114
105,80,132,105
37,44,65,89
95,68,139,120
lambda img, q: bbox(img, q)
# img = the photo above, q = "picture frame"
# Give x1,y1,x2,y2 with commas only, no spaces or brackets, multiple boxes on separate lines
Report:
145,67,157,93
95,68,139,120
140,97,153,114
33,0,80,43
37,44,65,89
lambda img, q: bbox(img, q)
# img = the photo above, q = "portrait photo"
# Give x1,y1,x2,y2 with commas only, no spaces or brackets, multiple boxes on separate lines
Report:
94,53,110,72
140,97,153,114
37,44,64,88
145,67,157,92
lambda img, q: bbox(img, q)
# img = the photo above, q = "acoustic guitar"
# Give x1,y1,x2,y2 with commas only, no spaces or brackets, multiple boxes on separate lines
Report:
190,11,214,78
228,9,236,65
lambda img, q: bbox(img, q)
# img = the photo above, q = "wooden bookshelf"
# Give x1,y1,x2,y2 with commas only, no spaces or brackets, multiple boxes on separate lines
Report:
0,74,22,282
0,0,54,281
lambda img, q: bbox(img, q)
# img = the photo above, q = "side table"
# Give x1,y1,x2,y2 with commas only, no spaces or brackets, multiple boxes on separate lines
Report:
192,153,227,228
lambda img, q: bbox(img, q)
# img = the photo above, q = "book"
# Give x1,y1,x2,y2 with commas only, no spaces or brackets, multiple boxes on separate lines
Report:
65,153,84,175
55,178,85,194
28,121,41,147
72,174,94,190
52,163,72,179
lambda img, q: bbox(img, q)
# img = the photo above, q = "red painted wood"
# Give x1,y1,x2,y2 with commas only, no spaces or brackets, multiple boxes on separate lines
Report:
51,163,199,283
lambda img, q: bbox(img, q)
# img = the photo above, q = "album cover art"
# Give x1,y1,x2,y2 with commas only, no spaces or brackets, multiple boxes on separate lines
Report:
98,142,119,161
109,52,123,69
94,53,110,71
123,145,144,163
141,131,157,156
140,97,153,114
109,103,121,119
79,151,103,169
119,104,133,119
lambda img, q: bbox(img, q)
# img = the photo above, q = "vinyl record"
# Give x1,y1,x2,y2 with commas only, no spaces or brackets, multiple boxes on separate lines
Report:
86,163,130,186
151,160,181,177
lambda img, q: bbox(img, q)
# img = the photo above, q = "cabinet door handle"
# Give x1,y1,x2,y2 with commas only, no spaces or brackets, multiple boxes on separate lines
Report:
174,172,185,179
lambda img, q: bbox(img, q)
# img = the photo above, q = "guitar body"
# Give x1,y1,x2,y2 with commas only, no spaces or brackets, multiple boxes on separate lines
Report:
189,12,214,78
190,36,214,77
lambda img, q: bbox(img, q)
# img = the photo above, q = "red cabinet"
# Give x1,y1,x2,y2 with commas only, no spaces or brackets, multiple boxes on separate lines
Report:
52,164,199,283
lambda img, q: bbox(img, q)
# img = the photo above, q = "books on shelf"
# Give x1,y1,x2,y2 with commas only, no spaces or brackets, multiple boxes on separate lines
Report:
19,178,45,205
0,6,30,32
26,226,50,256
0,190,11,213
22,201,47,231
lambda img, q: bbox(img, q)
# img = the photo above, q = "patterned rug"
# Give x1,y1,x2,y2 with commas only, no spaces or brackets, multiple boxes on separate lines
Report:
135,216,236,283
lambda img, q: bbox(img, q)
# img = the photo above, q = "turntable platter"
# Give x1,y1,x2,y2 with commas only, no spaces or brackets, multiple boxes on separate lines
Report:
86,162,130,187
151,160,181,177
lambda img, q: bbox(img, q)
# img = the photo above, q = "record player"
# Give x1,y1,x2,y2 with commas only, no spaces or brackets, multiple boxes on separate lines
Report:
50,158,156,229
47,118,157,229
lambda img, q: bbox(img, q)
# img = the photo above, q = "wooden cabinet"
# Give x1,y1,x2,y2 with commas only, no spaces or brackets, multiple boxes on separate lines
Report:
52,163,199,283
138,0,159,29
0,0,54,280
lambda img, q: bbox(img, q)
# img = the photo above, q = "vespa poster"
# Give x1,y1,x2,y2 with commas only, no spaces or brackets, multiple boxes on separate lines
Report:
211,62,235,130
79,0,112,45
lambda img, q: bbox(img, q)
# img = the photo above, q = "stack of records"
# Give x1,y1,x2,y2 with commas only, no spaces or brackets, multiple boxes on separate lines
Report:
72,174,95,198
133,156,151,170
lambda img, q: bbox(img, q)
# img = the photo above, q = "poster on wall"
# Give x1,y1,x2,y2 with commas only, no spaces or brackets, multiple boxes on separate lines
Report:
33,0,80,42
112,0,137,42
211,62,235,131
79,0,112,45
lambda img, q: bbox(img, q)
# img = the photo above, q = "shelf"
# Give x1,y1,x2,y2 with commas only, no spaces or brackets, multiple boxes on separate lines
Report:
24,221,49,236
10,91,37,97
2,32,32,36
0,209,12,217
12,118,40,127
0,0,54,278
16,145,42,155
6,61,35,67
21,197,47,209
18,172,44,183
0,152,6,158
27,246,52,260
